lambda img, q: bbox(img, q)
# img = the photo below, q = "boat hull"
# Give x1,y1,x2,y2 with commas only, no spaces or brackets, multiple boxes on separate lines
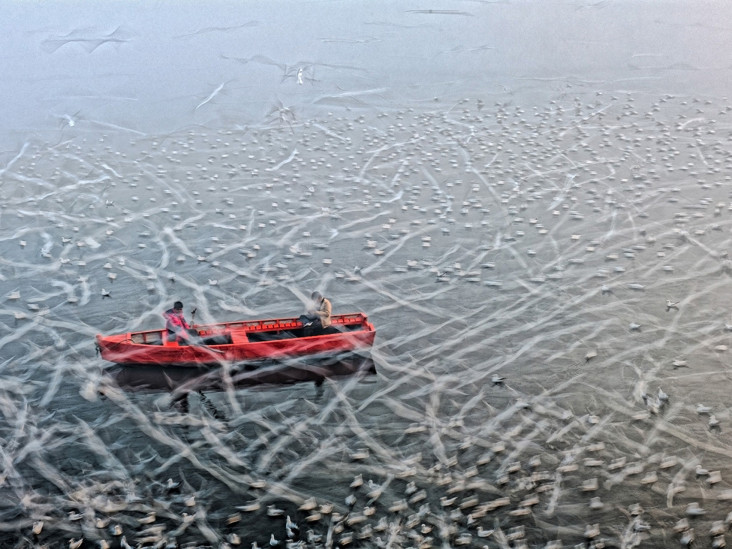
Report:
96,313,376,366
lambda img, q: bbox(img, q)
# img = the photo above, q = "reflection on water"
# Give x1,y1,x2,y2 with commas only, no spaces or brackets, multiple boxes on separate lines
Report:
112,353,377,394
4,1,732,547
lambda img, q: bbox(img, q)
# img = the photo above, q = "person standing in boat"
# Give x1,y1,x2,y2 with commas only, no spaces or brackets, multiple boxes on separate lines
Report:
163,301,199,344
304,291,332,336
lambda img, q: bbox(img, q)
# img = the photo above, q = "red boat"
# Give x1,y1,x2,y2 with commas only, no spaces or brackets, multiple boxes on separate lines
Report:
95,312,376,366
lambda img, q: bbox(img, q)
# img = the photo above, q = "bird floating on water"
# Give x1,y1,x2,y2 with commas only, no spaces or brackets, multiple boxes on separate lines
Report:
686,502,706,516
697,404,712,415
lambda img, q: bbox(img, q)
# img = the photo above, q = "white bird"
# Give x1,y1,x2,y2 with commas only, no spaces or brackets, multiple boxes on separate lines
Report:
269,533,279,546
584,523,600,539
138,511,156,524
708,471,722,485
680,528,694,547
697,404,712,415
267,505,284,517
666,299,680,311
285,515,298,538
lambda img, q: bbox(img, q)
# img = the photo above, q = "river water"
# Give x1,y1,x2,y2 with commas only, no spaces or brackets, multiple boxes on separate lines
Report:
4,1,732,548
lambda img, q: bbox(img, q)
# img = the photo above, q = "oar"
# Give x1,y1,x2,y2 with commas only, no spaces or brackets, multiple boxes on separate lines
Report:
188,307,225,356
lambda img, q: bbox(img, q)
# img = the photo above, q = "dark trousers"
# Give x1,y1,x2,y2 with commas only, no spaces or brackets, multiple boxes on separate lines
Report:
168,328,199,344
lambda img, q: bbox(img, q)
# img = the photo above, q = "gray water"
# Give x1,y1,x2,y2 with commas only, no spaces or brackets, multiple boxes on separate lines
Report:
4,1,732,548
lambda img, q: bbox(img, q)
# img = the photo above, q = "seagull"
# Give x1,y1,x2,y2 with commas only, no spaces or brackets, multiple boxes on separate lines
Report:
491,374,505,385
697,404,712,415
666,299,680,311
138,512,156,525
708,471,722,485
584,524,600,539
680,528,694,548
101,289,111,299
686,502,706,516
298,498,316,512
266,505,284,517
641,393,660,414
285,515,299,538
350,474,363,488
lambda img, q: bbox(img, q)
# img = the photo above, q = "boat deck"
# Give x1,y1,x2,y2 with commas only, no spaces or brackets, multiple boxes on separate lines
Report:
129,313,367,347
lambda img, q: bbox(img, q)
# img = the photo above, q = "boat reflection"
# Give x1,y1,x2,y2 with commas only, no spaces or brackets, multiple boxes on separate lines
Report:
110,352,377,394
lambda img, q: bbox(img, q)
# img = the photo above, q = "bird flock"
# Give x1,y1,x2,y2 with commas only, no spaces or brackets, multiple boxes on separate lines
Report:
3,88,732,548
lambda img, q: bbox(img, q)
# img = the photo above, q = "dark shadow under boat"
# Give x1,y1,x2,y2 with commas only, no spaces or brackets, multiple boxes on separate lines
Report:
110,352,377,394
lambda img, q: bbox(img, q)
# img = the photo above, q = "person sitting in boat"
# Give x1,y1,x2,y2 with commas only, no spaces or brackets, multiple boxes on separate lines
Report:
303,291,333,336
163,301,199,344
